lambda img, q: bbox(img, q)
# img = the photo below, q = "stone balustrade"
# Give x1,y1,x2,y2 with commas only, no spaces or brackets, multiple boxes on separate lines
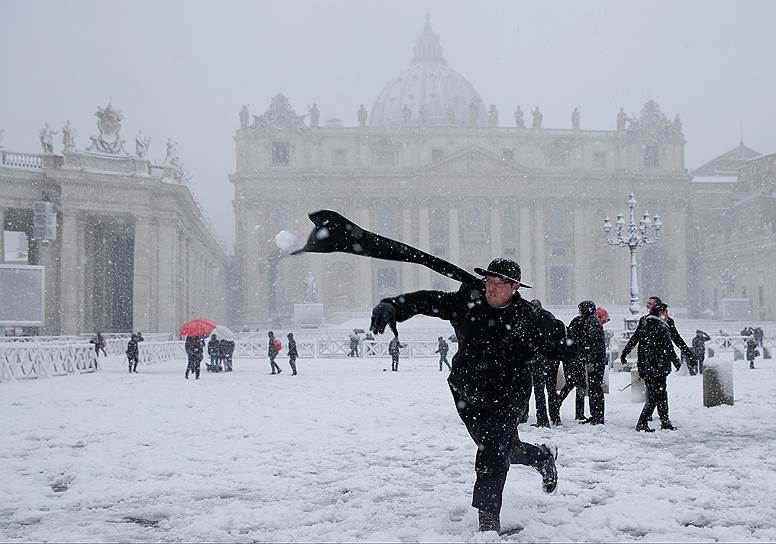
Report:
0,150,43,169
0,342,97,381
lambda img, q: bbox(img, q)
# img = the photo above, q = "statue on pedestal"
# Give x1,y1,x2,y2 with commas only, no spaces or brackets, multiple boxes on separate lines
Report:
514,106,525,128
617,107,628,131
488,105,498,127
531,107,543,129
86,103,127,154
62,120,75,151
303,273,319,303
135,130,150,159
357,104,368,127
39,123,57,153
239,105,249,129
571,107,581,130
309,103,320,127
164,139,178,165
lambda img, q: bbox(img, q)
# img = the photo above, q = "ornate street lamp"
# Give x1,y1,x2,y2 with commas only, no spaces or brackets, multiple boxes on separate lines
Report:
603,192,663,337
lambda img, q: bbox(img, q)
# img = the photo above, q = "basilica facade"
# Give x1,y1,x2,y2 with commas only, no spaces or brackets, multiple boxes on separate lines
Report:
232,19,694,326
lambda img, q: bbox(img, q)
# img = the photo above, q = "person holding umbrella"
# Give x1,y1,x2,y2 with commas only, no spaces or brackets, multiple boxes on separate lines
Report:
179,319,215,380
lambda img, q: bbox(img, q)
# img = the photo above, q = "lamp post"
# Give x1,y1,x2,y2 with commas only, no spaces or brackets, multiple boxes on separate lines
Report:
603,192,663,337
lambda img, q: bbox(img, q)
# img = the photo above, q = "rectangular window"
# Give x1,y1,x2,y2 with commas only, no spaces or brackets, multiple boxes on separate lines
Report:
501,149,514,161
432,148,444,161
271,141,289,166
593,151,606,168
332,148,347,166
644,145,659,168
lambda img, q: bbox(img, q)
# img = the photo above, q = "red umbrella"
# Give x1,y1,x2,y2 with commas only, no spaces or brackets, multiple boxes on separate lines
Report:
179,319,217,337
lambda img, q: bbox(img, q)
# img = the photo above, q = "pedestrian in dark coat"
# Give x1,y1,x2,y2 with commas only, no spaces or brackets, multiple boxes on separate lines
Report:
91,331,107,357
435,336,451,371
268,331,282,374
690,330,711,375
185,335,204,379
126,333,140,373
528,299,560,428
207,334,222,372
287,332,298,375
584,306,609,425
552,301,598,424
635,303,680,432
388,336,405,371
754,327,764,347
223,340,235,371
746,336,759,369
348,331,361,357
621,296,695,369
370,258,572,533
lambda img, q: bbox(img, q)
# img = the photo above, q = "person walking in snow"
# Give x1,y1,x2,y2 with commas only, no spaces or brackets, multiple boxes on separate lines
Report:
634,302,680,432
207,334,222,372
388,335,405,371
435,336,451,371
268,331,282,374
690,330,711,375
184,335,204,380
222,339,235,372
126,333,140,373
746,336,759,369
370,258,571,533
287,332,298,375
348,330,361,357
552,301,596,424
90,331,107,357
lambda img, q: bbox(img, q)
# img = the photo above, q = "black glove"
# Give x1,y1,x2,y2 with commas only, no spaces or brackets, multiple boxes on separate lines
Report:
620,354,627,366
370,302,398,337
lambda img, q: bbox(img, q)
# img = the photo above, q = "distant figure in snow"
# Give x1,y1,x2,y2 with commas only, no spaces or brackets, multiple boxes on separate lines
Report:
268,331,282,374
222,339,235,372
435,336,451,371
388,336,405,371
185,335,204,380
126,333,140,373
348,330,361,357
287,332,298,375
690,330,711,375
90,331,107,357
207,334,222,372
746,336,759,369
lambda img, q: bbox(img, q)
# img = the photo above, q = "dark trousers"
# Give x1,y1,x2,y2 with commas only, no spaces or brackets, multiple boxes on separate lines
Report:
269,356,281,373
185,356,200,379
289,356,297,375
587,364,605,423
452,387,547,515
127,356,138,372
533,360,560,426
391,355,399,371
639,375,669,425
439,354,451,371
553,361,586,421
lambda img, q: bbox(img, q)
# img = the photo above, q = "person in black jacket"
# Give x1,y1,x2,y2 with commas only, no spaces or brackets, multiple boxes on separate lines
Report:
222,339,235,372
690,330,711,375
528,299,561,428
126,333,140,373
388,336,406,371
621,296,695,370
435,336,451,371
370,258,571,533
185,335,204,380
746,336,759,369
287,332,298,375
552,301,598,424
207,334,222,372
635,303,680,432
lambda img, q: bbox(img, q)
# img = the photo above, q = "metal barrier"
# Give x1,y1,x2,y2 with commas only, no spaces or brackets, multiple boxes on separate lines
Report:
0,343,97,381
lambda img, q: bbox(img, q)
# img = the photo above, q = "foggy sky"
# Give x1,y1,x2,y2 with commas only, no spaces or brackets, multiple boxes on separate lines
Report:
2,0,775,251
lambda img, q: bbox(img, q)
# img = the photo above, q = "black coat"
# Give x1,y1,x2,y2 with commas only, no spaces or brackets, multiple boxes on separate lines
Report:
691,332,711,358
622,314,692,364
746,337,759,360
382,283,572,409
185,336,204,362
288,338,298,358
636,315,679,380
126,337,139,359
568,312,607,368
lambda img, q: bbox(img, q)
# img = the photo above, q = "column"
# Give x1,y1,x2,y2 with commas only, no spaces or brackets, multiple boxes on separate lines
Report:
573,203,587,302
357,207,372,307
533,205,546,302
519,202,532,285
60,211,83,334
490,205,502,256
0,207,5,263
418,206,431,288
132,216,153,333
449,207,461,291
157,220,177,333
401,206,413,292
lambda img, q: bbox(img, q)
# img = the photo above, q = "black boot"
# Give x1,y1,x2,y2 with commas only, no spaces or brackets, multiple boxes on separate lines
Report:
661,421,676,431
533,444,558,494
478,510,501,533
636,422,654,432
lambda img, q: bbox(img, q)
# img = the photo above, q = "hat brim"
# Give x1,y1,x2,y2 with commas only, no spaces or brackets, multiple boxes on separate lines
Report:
474,267,533,289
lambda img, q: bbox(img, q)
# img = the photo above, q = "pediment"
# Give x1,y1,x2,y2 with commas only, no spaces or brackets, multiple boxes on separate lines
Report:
420,145,528,174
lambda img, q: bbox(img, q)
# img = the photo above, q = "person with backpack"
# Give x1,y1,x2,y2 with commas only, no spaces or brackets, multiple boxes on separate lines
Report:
268,331,282,374
287,332,298,375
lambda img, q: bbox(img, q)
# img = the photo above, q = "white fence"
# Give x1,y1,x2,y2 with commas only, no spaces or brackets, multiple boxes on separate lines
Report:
0,343,97,381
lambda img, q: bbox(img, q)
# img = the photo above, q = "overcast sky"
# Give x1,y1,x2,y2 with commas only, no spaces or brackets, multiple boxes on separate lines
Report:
2,0,774,250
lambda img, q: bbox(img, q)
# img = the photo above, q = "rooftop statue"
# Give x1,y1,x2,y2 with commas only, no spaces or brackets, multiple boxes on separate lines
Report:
571,107,581,130
239,105,249,129
514,106,525,128
39,123,57,153
62,120,76,151
531,107,543,129
309,103,320,127
357,104,368,127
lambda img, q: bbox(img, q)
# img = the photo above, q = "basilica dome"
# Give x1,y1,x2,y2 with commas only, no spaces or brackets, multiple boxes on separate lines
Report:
370,17,487,128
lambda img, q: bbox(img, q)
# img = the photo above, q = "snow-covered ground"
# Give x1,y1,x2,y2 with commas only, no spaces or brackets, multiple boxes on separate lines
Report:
1,350,775,542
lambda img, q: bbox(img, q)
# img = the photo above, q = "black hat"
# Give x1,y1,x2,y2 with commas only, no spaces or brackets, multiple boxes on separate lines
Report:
474,258,533,288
